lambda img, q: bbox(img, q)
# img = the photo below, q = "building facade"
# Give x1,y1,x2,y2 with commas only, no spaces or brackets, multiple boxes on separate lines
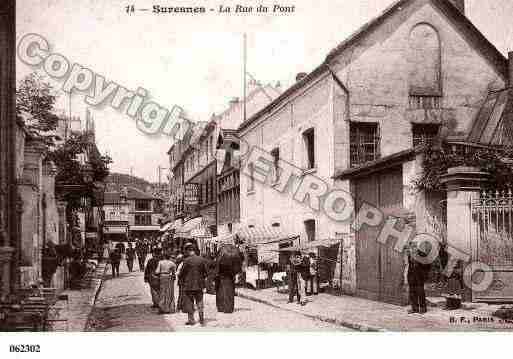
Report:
238,0,511,302
102,192,130,243
167,82,280,243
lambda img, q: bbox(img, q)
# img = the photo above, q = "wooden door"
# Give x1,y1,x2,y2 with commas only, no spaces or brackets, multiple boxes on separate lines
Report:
355,175,381,301
354,166,407,305
378,168,408,305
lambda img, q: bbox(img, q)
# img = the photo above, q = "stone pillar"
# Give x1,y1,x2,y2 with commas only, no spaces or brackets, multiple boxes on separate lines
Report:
440,166,490,256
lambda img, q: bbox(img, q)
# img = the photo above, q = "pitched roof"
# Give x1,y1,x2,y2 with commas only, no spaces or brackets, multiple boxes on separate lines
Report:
467,88,513,146
124,186,156,200
238,0,509,133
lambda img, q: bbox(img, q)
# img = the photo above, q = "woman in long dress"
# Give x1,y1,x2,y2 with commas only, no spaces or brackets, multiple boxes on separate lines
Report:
215,244,243,313
155,252,176,314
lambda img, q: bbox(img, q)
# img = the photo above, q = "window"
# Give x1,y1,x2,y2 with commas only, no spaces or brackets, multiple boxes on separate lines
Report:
409,24,441,96
135,214,152,225
304,219,316,242
303,129,315,169
412,123,440,147
248,162,255,192
135,200,151,211
350,122,380,167
271,147,280,182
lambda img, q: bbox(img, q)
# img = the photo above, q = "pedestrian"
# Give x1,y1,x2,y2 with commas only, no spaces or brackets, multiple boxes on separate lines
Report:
205,253,216,295
287,251,307,305
109,248,121,278
155,251,177,314
215,244,243,313
406,240,431,314
136,239,148,271
126,243,136,272
145,249,161,308
178,243,208,326
305,252,319,295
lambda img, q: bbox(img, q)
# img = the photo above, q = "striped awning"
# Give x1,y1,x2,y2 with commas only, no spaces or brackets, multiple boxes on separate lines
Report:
236,225,298,246
175,217,204,237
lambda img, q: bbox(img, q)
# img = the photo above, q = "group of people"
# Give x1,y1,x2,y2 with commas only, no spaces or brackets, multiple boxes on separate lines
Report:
143,242,241,326
286,251,319,306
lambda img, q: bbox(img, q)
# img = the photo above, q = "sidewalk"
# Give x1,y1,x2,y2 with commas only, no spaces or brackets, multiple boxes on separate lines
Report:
236,287,513,331
49,262,107,331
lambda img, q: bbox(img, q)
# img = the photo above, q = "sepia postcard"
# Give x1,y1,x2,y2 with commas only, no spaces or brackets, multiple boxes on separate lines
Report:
2,0,513,351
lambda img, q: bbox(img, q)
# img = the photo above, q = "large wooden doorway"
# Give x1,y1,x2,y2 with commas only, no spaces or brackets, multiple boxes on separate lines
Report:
354,166,408,305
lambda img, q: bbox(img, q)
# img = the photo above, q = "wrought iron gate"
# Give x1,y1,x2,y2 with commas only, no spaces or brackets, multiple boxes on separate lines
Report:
471,190,513,302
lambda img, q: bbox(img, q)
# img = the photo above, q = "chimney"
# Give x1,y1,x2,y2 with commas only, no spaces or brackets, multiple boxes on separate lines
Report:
509,51,513,87
296,72,307,82
448,0,465,15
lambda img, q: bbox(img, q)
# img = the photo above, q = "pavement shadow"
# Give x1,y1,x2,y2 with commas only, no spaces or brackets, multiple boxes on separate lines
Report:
87,303,175,331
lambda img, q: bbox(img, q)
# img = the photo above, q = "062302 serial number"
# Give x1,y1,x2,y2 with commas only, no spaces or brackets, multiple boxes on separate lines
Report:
9,345,40,353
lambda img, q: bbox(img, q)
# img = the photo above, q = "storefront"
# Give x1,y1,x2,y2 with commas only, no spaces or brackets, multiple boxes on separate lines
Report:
103,225,129,242
129,225,160,241
236,225,299,289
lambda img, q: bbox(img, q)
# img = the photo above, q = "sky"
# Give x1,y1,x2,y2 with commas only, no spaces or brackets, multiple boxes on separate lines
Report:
16,0,513,182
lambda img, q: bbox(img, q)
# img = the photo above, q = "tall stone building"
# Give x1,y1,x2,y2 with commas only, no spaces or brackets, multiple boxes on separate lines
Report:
239,0,511,303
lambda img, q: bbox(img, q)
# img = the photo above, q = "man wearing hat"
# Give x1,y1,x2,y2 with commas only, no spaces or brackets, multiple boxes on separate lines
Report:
178,243,208,325
406,240,432,314
145,249,162,309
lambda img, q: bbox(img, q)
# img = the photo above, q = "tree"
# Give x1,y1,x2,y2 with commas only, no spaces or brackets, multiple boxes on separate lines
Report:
16,72,61,148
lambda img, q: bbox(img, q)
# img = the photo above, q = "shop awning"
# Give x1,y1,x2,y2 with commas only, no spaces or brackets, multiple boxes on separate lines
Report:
175,217,204,237
236,225,298,246
130,225,160,231
207,233,236,244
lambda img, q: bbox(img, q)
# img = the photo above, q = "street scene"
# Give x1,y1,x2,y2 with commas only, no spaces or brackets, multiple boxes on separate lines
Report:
2,0,513,335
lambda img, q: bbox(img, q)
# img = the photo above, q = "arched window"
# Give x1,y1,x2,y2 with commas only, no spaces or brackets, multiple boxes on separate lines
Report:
409,23,441,97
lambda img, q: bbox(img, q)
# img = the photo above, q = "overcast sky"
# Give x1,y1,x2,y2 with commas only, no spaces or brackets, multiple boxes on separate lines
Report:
16,0,513,181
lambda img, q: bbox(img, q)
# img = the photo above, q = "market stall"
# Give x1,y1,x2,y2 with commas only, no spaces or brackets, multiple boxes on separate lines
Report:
236,225,299,289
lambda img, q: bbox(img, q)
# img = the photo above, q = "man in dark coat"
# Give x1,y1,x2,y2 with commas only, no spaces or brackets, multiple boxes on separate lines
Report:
126,243,136,272
406,241,432,314
179,243,208,325
136,240,148,271
144,249,161,308
287,251,307,305
109,249,121,278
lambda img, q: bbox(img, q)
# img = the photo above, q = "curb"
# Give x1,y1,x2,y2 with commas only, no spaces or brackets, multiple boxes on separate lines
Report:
236,290,386,332
89,262,107,306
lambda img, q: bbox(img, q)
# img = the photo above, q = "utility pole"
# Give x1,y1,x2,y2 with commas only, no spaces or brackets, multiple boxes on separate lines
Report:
243,33,247,124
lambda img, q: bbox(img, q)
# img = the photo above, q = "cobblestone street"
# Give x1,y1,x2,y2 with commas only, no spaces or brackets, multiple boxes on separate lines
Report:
86,261,351,331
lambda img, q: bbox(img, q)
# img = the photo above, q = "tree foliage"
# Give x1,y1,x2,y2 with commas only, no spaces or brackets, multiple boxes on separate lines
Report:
16,72,61,148
414,143,513,191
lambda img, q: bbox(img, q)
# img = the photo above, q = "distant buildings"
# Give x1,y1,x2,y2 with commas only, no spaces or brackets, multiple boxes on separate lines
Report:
102,186,164,242
167,81,281,248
